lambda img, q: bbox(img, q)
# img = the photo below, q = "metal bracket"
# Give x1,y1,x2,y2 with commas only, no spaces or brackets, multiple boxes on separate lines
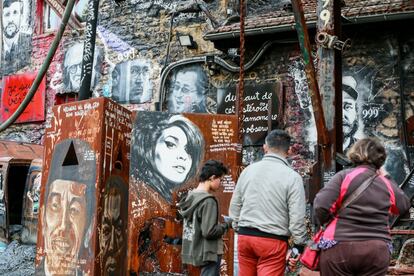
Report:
316,32,351,51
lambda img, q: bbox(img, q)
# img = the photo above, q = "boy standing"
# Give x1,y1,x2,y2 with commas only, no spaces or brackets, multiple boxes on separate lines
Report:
179,160,231,276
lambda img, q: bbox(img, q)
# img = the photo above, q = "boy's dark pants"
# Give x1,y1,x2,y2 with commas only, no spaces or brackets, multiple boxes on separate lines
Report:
200,255,222,276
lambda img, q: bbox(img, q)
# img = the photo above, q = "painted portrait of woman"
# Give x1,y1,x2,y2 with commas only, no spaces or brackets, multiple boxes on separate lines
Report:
131,112,205,203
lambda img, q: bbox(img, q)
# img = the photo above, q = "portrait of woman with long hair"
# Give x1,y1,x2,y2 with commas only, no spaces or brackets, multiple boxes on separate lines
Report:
131,111,205,203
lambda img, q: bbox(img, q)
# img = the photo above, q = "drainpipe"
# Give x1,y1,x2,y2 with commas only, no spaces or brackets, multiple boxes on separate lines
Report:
0,0,77,132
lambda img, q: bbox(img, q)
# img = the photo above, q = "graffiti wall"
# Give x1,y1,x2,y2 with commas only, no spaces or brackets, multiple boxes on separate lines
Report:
128,111,241,275
0,72,46,123
217,81,282,146
1,0,34,75
37,97,132,275
286,31,414,186
341,34,411,184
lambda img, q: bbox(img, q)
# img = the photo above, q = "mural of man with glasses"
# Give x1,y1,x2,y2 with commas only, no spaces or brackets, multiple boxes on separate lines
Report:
111,59,153,104
167,65,208,113
63,42,103,93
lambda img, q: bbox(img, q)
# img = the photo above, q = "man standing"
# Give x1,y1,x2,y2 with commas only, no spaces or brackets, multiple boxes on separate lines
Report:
229,129,307,275
342,75,359,151
2,0,31,74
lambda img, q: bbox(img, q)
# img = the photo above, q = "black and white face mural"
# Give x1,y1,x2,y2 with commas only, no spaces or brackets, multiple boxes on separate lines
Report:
166,65,209,113
111,59,153,104
131,112,204,203
289,35,413,184
1,0,33,75
342,75,360,151
63,43,104,92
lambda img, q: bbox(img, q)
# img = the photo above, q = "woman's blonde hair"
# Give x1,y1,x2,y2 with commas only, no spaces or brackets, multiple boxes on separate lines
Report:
347,137,386,169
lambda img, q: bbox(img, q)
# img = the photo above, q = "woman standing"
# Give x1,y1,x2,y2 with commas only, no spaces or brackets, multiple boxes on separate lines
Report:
314,138,410,275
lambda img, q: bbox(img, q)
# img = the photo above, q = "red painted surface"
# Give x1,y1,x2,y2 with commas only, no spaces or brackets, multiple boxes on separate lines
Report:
1,73,46,123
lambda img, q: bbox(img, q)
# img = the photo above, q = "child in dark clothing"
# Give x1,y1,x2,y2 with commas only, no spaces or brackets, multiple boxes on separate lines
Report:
178,160,231,276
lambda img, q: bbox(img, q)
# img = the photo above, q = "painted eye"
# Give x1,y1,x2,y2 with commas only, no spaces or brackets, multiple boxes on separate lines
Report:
51,202,60,211
165,140,176,148
70,202,83,217
70,206,80,216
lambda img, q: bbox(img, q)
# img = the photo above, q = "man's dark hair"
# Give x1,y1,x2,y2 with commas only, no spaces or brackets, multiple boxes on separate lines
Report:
3,0,22,9
265,129,292,153
198,160,228,182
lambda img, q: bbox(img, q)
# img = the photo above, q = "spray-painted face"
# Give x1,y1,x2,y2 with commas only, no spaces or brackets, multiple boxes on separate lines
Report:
101,188,124,275
154,125,192,184
343,92,358,137
44,179,87,274
2,2,22,39
169,71,203,113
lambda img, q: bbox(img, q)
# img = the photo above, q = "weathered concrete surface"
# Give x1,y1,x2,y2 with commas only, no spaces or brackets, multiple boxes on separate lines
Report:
0,240,35,276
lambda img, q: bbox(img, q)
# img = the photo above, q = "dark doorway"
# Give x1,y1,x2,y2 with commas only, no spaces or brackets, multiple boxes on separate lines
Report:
7,164,30,225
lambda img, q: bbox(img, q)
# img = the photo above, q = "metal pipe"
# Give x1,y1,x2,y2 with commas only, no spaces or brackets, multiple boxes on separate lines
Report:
0,0,77,132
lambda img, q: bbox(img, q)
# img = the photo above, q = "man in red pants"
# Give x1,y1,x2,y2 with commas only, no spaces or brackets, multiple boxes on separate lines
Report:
229,130,307,275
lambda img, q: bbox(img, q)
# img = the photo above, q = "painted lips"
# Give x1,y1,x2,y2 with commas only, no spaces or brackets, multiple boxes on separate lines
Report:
173,165,186,174
52,238,72,254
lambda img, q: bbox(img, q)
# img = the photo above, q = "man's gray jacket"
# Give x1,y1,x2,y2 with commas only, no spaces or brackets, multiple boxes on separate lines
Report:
229,153,307,246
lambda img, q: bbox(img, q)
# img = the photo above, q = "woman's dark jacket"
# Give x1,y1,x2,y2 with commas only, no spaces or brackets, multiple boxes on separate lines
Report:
314,165,410,243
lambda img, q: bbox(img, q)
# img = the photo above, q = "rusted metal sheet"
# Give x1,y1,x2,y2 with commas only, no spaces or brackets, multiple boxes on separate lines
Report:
128,111,241,275
36,98,132,275
0,140,43,160
21,159,42,244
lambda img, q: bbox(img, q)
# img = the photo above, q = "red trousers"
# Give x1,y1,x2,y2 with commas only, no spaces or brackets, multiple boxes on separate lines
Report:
238,234,288,276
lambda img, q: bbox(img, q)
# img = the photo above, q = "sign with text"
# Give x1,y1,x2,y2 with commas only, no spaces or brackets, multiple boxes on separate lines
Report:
1,72,46,123
217,82,282,145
